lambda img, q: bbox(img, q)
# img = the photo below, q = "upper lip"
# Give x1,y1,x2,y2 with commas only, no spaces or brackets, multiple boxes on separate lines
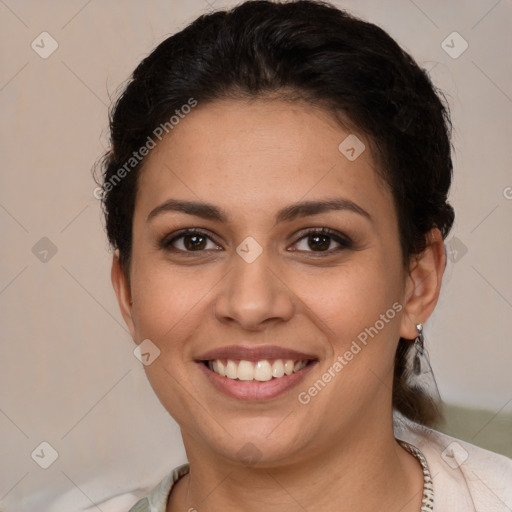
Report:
196,345,318,362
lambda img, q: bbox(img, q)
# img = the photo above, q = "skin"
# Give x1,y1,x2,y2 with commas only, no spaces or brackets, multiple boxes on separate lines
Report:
112,98,446,512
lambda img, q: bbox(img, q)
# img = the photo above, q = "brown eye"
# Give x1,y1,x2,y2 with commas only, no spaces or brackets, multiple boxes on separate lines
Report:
181,233,208,251
160,229,221,252
306,233,331,251
291,228,352,254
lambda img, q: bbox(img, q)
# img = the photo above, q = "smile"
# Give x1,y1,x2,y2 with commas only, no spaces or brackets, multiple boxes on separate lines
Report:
195,345,318,400
206,358,311,381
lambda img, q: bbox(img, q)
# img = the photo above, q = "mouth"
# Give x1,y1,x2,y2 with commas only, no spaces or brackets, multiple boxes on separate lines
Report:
203,358,313,381
195,345,318,400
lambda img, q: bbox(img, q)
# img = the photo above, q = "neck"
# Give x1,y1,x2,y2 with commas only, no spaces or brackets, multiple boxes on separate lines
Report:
168,415,425,512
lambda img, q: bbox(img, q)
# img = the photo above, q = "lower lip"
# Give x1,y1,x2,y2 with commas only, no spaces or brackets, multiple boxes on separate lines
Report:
197,361,317,401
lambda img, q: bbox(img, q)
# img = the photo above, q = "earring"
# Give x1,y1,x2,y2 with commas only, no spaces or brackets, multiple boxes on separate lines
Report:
404,322,442,408
413,323,424,375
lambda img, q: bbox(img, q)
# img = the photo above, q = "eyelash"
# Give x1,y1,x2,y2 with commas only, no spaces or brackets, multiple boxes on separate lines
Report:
159,227,353,256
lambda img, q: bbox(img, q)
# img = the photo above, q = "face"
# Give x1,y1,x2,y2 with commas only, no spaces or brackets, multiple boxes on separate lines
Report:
114,98,416,467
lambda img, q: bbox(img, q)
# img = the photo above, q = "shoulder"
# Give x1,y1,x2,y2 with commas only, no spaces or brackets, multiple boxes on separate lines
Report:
128,463,190,512
395,416,512,511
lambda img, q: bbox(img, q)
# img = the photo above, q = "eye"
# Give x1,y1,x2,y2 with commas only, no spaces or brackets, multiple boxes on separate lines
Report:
159,227,352,255
290,228,352,254
160,229,221,252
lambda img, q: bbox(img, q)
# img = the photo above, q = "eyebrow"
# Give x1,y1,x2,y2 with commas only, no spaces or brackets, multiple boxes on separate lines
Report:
147,198,372,224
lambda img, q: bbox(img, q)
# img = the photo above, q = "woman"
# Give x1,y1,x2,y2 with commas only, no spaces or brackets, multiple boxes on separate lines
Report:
98,1,512,510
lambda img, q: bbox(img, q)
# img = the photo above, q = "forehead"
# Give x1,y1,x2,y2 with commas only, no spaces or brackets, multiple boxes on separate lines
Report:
135,98,393,224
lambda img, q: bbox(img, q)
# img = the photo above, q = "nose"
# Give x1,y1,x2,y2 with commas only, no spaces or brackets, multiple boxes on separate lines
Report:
212,247,295,331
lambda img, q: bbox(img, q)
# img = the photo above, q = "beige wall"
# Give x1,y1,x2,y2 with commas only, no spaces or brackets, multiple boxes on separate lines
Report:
1,0,511,510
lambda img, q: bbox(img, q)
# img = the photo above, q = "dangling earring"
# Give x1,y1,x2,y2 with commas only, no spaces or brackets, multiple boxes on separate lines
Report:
413,323,424,375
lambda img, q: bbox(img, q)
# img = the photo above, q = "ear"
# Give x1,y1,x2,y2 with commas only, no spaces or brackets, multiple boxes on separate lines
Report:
399,228,446,340
111,250,136,339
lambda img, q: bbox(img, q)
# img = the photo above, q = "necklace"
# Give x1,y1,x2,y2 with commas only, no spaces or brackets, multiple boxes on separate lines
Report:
397,440,434,511
162,443,433,512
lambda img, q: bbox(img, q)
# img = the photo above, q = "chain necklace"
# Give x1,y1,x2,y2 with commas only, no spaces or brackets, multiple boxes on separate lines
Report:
397,440,434,511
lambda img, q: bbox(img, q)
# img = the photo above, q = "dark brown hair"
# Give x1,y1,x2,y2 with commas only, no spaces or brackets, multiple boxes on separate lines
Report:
97,0,454,427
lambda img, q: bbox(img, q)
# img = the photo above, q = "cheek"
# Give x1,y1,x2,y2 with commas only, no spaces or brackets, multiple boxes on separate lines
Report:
299,265,403,404
303,257,404,404
129,256,211,352
128,261,213,422
300,257,402,339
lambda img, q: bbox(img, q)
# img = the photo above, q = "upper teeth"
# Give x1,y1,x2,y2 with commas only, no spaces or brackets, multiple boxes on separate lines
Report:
208,359,308,381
